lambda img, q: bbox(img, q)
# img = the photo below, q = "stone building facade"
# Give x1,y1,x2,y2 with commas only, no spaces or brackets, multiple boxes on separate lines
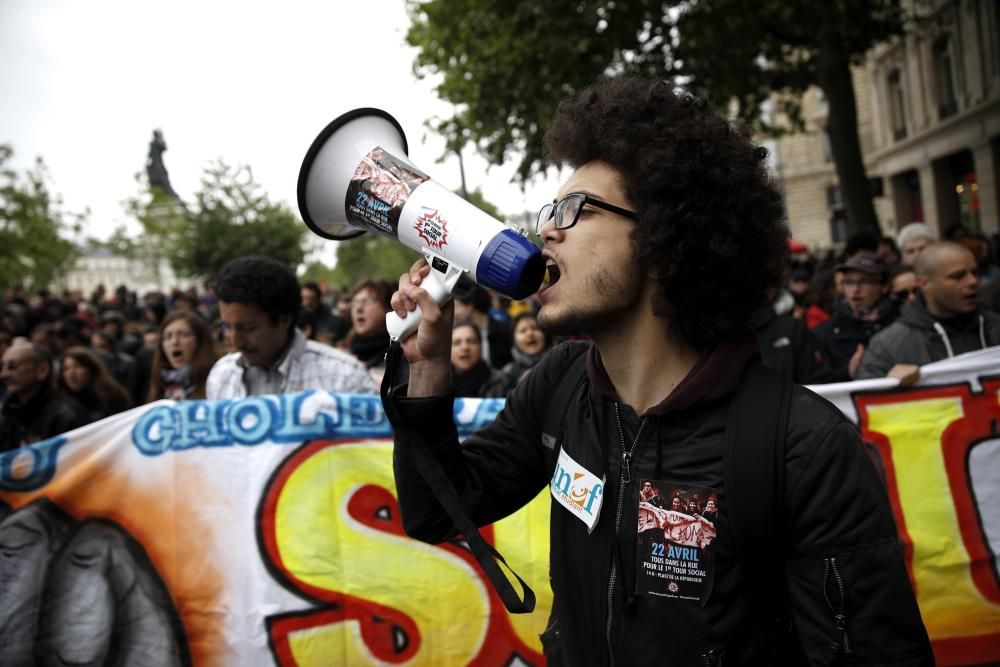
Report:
56,246,185,296
773,0,999,249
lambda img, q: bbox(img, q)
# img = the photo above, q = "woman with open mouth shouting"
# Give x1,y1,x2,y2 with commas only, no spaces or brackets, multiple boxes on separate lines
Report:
147,311,218,401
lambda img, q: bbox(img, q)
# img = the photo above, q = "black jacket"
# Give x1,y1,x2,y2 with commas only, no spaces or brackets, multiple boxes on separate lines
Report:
813,298,897,380
754,310,836,384
0,385,87,453
388,340,931,665
858,295,1000,379
485,318,514,370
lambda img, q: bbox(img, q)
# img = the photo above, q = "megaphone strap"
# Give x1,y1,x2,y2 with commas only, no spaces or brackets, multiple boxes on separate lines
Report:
380,342,536,614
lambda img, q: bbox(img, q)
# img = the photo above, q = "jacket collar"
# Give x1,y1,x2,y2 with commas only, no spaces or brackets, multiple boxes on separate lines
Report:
585,331,760,416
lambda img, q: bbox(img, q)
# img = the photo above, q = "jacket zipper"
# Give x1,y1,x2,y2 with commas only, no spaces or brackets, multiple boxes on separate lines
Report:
605,405,648,666
822,557,852,654
701,648,721,666
605,484,625,666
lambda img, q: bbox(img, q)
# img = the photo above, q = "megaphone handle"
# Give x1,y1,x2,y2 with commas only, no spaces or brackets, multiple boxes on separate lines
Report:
386,263,456,342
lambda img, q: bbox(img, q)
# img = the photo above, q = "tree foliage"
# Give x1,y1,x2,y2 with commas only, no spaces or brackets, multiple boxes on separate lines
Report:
300,260,342,288
0,145,81,291
169,161,307,280
327,234,423,289
407,0,909,236
120,174,187,287
89,224,139,257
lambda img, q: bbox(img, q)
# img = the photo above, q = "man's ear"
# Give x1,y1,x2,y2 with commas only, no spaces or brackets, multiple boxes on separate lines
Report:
278,313,294,334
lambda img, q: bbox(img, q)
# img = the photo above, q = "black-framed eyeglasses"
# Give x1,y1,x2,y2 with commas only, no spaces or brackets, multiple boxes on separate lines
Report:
535,192,636,235
892,287,919,302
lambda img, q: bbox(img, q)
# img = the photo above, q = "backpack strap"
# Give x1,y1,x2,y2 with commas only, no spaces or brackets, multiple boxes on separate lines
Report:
537,341,590,662
381,342,536,614
540,342,590,468
724,361,791,555
723,361,794,649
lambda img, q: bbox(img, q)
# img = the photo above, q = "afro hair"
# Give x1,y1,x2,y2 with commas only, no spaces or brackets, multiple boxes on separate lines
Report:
544,77,789,349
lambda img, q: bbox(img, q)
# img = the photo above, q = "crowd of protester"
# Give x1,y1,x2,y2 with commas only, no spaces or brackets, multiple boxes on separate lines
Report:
780,222,1000,384
2,219,999,453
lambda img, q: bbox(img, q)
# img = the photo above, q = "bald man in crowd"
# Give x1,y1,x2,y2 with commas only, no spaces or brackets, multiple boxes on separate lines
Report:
0,342,86,452
858,241,1000,380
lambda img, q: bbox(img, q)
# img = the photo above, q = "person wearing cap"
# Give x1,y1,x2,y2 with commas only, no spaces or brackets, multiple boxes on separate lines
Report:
858,241,1000,380
812,251,897,380
897,222,935,267
787,266,811,314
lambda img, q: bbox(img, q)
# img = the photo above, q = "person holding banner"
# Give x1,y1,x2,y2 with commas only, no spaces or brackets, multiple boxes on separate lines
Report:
386,77,932,665
858,241,1000,380
206,256,377,399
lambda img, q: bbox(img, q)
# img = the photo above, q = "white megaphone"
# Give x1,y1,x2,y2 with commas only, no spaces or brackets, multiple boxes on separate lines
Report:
298,108,545,342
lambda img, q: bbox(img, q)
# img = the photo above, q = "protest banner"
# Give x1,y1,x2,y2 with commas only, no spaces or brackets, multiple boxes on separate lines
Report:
1,348,997,665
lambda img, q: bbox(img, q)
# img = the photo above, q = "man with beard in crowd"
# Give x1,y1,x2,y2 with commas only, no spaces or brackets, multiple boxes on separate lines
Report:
0,342,86,452
384,77,930,664
206,256,376,399
812,252,897,380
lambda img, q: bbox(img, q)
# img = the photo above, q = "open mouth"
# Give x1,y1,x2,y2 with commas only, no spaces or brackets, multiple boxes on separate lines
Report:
522,341,543,355
544,261,561,288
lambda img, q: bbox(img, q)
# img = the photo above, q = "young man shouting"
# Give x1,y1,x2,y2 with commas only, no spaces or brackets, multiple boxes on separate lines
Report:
386,77,931,665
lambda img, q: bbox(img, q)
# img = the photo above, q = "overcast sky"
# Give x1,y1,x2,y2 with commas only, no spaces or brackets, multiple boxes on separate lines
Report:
0,0,561,261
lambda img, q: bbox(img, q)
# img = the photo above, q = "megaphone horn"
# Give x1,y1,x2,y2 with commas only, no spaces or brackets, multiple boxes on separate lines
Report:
298,108,545,341
298,108,409,240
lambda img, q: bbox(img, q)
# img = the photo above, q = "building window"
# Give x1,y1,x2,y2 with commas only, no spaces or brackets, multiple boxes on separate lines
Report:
827,185,847,244
888,69,907,140
933,35,958,119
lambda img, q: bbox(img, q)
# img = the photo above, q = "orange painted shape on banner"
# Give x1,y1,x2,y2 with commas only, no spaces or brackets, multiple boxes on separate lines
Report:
259,438,548,666
0,461,228,666
858,381,1000,665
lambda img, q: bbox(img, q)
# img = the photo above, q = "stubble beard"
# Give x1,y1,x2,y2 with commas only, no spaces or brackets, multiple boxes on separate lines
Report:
537,265,642,339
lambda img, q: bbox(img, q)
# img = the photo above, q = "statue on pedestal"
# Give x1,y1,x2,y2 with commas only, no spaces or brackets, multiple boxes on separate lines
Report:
146,129,180,200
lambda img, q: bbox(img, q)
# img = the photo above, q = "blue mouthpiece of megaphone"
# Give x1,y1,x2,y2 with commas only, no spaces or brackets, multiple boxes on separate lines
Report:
476,229,545,300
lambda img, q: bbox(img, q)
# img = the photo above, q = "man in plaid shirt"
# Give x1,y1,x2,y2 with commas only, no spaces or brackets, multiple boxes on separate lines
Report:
206,256,376,399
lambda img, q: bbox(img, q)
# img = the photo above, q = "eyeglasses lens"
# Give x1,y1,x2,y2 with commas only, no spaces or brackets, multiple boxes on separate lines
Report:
537,193,587,233
554,194,583,229
536,203,554,235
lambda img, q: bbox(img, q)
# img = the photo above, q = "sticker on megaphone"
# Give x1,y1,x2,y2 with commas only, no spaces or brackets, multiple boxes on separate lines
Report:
298,108,545,342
